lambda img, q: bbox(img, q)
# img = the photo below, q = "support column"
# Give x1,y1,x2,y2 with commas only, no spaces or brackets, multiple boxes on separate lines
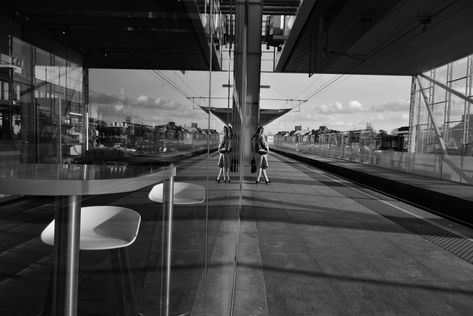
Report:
408,76,417,153
233,0,262,163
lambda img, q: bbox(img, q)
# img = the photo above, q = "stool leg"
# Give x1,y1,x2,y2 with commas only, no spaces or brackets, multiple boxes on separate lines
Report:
120,248,137,316
39,267,54,316
140,207,163,289
111,248,137,316
111,249,126,316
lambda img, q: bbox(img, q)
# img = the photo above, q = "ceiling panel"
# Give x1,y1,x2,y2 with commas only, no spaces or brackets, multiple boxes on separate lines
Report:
2,0,219,70
276,0,473,75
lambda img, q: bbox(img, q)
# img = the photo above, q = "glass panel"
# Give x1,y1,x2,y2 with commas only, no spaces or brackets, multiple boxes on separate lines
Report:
0,14,90,315
35,47,59,163
88,65,236,315
434,65,448,84
11,36,35,163
445,121,464,151
449,95,466,122
430,101,445,129
432,85,446,104
451,56,468,80
451,76,467,95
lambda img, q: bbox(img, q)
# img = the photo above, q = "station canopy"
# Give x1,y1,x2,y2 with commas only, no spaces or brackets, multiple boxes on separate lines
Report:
200,106,292,127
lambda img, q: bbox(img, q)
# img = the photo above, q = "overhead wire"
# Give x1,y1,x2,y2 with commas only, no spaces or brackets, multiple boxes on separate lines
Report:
147,70,182,96
303,74,345,101
287,73,345,111
172,71,199,96
151,70,190,100
148,70,221,108
270,85,290,99
291,0,463,111
295,73,323,100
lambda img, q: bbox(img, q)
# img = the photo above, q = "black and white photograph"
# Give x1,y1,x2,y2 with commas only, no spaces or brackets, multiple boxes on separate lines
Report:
1,1,473,315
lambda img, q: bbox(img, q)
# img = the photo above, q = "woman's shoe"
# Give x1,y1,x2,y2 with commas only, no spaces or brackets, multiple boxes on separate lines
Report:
255,180,260,184
224,179,227,183
265,179,270,184
216,177,221,183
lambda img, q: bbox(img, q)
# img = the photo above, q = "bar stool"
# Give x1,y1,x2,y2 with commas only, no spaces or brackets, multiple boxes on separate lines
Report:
148,182,205,205
145,181,205,314
41,206,141,316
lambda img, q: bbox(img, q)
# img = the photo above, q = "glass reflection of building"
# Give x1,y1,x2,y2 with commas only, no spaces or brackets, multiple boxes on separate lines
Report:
0,16,85,164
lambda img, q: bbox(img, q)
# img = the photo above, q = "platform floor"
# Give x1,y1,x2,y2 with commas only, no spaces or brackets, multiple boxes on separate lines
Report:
231,152,473,316
1,152,473,315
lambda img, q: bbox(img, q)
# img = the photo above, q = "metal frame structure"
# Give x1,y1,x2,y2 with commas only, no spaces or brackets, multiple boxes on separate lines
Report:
410,55,473,156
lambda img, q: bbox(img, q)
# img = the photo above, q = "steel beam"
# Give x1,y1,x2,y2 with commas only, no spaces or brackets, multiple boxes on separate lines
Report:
416,76,447,154
419,73,473,105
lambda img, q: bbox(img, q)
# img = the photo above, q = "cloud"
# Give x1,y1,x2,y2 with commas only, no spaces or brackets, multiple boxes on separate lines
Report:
268,99,411,133
88,90,201,126
137,95,148,103
134,94,188,112
304,99,409,115
372,100,410,112
349,100,363,110
89,91,124,104
114,104,124,111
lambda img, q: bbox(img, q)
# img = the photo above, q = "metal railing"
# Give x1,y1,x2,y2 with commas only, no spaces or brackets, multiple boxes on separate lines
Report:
274,141,473,185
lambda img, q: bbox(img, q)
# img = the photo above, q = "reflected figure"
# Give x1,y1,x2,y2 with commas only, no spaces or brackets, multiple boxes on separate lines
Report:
216,125,232,183
252,126,270,184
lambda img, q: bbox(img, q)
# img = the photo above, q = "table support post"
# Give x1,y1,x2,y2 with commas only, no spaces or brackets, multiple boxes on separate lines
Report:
163,173,174,316
52,195,81,316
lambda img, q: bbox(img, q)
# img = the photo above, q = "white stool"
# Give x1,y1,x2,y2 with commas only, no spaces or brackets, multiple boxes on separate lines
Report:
145,181,206,313
148,182,205,205
41,206,141,316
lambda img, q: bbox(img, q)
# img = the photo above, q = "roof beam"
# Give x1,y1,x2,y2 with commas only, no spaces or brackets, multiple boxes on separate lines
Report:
34,15,193,30
4,0,185,13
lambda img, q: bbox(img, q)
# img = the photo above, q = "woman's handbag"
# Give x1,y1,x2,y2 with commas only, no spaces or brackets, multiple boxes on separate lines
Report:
230,157,236,172
250,157,256,173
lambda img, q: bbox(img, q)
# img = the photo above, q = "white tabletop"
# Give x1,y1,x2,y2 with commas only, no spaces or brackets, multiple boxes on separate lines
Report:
0,163,176,196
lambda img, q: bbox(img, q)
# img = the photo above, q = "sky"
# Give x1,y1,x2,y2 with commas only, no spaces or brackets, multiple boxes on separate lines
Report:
89,66,412,134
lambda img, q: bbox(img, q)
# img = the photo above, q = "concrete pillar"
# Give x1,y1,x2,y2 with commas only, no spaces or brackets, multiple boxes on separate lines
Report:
233,0,262,163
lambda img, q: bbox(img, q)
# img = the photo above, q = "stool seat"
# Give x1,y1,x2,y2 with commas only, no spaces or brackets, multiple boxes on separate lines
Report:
41,206,141,250
148,182,205,205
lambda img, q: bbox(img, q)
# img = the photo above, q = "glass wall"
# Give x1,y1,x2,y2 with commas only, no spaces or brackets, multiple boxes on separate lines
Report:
407,55,473,184
410,55,473,156
88,66,239,314
0,22,84,165
273,54,473,185
0,6,241,315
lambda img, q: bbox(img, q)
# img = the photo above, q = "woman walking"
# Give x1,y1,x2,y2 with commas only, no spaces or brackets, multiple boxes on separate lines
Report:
252,126,270,184
216,125,232,183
